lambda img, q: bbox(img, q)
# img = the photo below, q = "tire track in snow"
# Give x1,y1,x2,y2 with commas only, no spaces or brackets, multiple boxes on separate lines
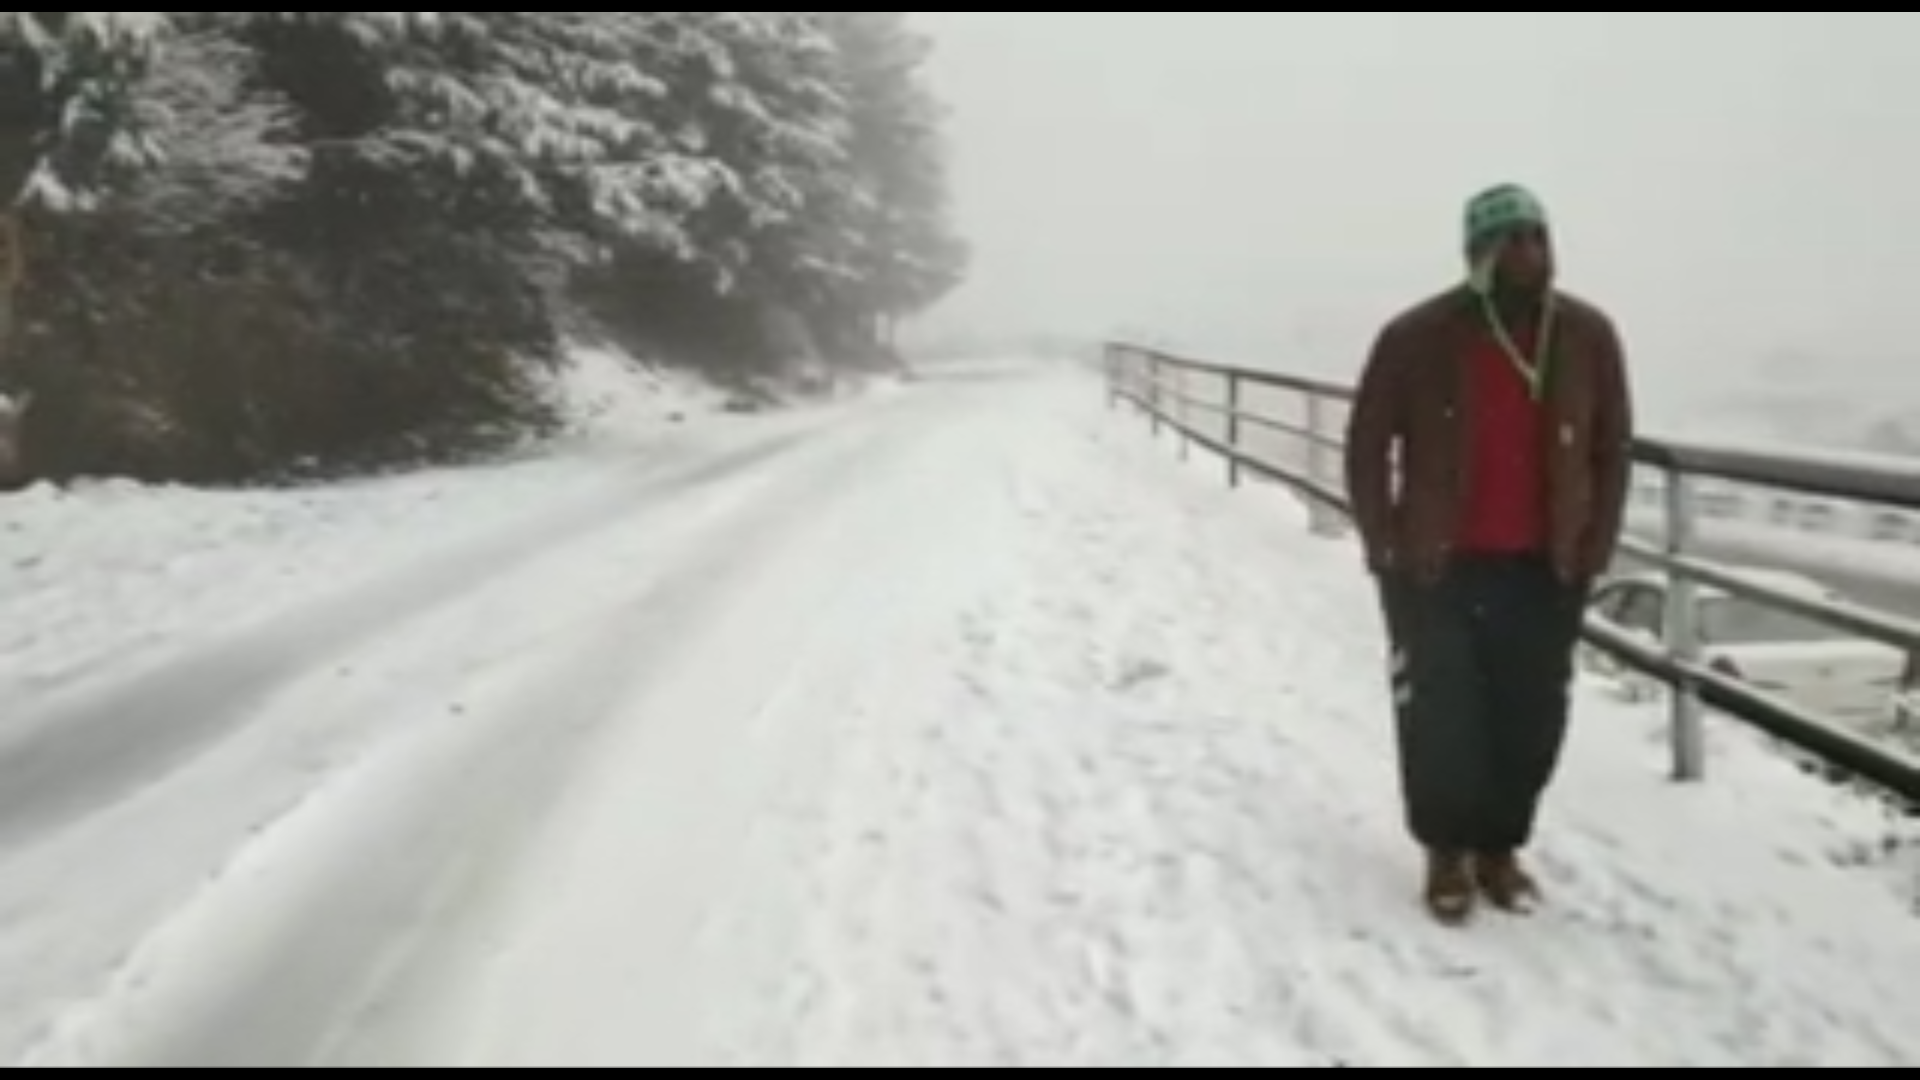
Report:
426,376,1059,1068
771,429,1253,1066
17,379,989,1067
0,424,821,852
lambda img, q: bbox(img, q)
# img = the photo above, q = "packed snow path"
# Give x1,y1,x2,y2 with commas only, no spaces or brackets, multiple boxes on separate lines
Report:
2,360,1916,1067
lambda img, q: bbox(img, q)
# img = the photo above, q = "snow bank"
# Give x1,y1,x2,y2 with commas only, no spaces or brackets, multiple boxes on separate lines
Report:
0,341,746,705
0,448,672,712
536,340,913,442
538,343,728,444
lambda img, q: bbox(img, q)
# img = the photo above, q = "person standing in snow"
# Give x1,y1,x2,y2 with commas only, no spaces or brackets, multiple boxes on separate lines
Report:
1344,184,1634,923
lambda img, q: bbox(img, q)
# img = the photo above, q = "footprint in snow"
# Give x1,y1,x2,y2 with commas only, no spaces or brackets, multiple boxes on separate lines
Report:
1112,657,1171,693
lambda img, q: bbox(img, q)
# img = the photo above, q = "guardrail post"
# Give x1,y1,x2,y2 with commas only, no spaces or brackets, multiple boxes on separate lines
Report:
1306,391,1340,538
1665,467,1708,782
1178,365,1193,461
1148,353,1163,440
1226,372,1243,488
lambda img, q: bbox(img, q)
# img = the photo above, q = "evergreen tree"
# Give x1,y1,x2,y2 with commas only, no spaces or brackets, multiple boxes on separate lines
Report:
1,12,968,483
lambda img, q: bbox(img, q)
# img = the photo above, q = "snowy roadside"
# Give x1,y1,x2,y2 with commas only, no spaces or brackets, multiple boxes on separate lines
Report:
0,348,934,1067
768,384,1920,1068
0,344,887,706
10,410,883,1067
1,360,1910,1067
1,358,1015,1068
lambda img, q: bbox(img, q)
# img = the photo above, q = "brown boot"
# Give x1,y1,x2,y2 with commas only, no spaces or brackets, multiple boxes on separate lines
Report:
1478,852,1543,913
1424,851,1477,925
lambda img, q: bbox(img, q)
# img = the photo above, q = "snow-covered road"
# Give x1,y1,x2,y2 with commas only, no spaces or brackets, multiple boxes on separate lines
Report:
2,359,1916,1067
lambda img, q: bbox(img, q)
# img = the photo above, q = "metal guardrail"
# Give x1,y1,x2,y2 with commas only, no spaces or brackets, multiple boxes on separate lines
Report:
1105,342,1920,805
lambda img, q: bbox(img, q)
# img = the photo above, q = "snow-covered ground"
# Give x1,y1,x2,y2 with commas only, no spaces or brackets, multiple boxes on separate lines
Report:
0,356,1915,1067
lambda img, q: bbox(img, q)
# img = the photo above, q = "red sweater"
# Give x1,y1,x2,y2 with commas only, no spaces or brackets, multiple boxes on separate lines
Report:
1457,327,1549,553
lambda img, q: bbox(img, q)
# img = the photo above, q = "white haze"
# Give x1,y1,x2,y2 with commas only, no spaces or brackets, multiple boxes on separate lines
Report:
911,12,1920,442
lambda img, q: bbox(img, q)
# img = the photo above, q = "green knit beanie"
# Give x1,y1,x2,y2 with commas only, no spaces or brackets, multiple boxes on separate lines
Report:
1465,184,1549,292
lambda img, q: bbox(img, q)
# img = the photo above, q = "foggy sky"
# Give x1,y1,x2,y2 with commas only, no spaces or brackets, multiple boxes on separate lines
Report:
913,12,1920,424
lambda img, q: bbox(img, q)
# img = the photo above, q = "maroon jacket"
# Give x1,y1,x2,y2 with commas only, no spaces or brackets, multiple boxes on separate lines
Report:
1343,286,1634,581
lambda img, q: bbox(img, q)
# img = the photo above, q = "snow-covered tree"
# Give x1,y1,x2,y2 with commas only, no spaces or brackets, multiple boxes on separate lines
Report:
242,12,725,253
641,11,860,299
4,11,970,484
822,12,968,322
117,15,302,232
580,12,964,368
0,12,164,209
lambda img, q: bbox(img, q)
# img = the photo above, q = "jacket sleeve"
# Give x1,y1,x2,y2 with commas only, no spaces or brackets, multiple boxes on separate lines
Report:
1345,321,1405,572
1583,314,1635,575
